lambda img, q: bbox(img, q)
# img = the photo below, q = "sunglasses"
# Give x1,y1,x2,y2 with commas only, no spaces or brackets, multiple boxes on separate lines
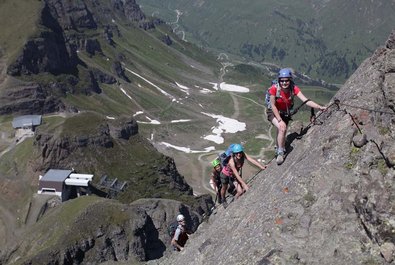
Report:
279,79,290,83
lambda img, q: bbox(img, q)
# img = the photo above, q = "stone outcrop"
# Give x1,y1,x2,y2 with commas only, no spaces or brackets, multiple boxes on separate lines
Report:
130,198,209,259
161,34,173,46
152,30,395,265
7,31,78,76
7,2,79,76
0,82,64,115
109,118,138,140
32,115,196,202
4,198,205,264
91,69,117,84
34,117,140,167
45,0,97,30
71,37,103,56
3,0,151,114
112,61,130,82
111,0,146,22
158,158,193,194
1,0,171,115
103,24,121,45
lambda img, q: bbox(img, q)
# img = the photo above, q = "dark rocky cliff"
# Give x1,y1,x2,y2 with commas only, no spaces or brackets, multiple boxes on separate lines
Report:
2,197,206,264
0,114,214,264
1,0,153,115
7,0,147,77
32,115,195,198
152,30,395,265
0,82,64,115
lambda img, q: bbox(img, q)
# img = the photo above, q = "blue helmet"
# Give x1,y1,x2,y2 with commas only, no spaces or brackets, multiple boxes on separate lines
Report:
278,68,293,79
232,144,244,153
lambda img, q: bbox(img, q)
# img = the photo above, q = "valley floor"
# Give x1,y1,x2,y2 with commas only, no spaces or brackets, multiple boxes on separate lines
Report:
154,89,276,197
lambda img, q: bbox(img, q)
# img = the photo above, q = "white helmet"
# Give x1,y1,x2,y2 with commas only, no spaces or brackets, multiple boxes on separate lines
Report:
176,214,185,222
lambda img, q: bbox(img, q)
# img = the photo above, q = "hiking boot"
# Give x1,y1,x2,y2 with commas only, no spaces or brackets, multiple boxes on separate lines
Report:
276,152,284,165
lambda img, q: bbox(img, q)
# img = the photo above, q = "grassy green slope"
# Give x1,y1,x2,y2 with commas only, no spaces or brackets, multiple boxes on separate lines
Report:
12,196,145,264
0,0,42,62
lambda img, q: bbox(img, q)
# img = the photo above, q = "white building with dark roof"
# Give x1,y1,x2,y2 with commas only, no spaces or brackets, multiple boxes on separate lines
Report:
38,169,94,202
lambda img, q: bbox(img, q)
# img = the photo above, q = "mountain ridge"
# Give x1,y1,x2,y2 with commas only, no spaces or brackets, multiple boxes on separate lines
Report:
0,1,220,261
152,29,395,265
137,0,395,83
0,1,380,263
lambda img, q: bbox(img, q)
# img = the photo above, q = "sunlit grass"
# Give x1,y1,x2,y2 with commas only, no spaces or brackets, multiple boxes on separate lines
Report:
0,0,42,62
0,137,33,172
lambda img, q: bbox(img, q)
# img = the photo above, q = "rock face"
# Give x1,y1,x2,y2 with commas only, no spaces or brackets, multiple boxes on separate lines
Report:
32,115,196,201
90,68,117,84
0,82,64,115
153,30,395,265
4,198,203,264
112,61,130,82
7,2,80,76
111,0,146,22
0,114,215,264
44,0,98,30
3,0,150,115
6,31,78,76
109,118,139,140
130,198,209,259
33,117,138,168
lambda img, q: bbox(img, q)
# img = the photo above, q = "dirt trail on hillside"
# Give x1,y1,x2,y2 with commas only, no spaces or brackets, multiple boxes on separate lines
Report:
25,194,55,226
0,202,19,248
0,195,53,250
230,93,240,119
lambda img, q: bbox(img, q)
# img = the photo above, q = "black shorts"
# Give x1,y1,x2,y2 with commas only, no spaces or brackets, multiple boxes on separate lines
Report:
220,172,230,185
266,109,291,125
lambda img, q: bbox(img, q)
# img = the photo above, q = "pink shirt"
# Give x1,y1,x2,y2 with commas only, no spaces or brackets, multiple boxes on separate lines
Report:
221,164,233,177
221,157,244,177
